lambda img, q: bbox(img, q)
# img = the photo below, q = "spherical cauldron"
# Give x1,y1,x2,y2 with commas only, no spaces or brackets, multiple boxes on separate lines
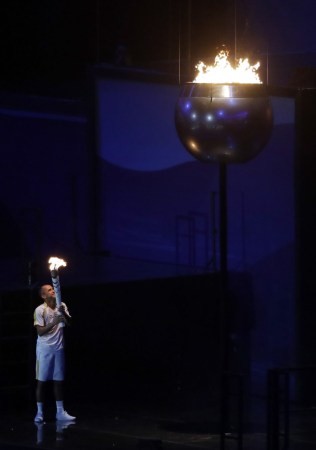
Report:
174,83,273,163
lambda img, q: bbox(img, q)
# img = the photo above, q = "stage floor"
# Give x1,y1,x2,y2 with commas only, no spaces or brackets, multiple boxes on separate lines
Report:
1,400,316,450
1,256,316,449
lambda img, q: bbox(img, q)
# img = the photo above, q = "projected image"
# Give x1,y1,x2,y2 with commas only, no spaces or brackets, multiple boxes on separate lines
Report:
95,76,217,266
96,78,193,171
95,74,295,273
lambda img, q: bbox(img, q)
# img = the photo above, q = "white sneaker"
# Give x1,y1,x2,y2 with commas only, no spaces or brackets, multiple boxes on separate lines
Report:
56,410,76,421
34,412,44,423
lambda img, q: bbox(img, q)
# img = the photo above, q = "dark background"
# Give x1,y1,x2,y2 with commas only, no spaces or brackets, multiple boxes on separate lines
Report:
1,0,316,91
1,0,316,424
0,0,233,86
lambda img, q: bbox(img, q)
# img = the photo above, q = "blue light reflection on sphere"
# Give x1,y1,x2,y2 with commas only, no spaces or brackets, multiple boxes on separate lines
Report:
174,83,273,163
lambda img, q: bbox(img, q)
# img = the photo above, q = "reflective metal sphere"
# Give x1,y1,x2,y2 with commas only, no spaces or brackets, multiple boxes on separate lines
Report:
175,83,273,163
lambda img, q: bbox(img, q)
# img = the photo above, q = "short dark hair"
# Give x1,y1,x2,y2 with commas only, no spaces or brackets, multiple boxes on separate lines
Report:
38,285,46,298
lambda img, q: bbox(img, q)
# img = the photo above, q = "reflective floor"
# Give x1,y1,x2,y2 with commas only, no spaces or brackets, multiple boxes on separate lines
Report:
1,400,316,450
0,404,257,450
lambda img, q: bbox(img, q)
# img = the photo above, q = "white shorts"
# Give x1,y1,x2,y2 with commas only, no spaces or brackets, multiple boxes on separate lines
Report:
36,347,65,381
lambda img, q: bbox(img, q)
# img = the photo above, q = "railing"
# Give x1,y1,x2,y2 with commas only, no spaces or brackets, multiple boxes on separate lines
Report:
175,211,209,267
220,372,244,450
267,366,316,450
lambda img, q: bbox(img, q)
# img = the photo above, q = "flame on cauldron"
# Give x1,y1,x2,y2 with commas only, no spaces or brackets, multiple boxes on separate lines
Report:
194,50,262,84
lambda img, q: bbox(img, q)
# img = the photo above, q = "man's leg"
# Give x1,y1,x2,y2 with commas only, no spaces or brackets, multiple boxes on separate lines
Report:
36,380,46,402
54,381,76,421
35,381,45,422
53,350,76,421
53,351,65,416
35,347,52,422
53,380,63,401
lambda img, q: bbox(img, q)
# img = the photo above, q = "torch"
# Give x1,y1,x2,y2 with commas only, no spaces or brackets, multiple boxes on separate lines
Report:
48,256,67,327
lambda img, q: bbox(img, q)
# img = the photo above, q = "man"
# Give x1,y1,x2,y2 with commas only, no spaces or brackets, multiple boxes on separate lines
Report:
33,284,75,422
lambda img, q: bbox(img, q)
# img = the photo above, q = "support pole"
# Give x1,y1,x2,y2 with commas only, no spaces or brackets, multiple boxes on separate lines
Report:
219,163,229,449
219,163,228,280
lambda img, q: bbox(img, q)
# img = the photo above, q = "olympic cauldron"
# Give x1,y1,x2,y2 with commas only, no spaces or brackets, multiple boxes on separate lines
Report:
174,83,273,163
174,69,274,443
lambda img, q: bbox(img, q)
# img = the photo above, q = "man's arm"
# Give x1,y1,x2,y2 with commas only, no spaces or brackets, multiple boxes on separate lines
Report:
35,315,65,336
58,304,72,326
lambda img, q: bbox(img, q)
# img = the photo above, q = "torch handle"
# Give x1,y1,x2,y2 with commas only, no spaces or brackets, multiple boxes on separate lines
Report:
51,270,65,327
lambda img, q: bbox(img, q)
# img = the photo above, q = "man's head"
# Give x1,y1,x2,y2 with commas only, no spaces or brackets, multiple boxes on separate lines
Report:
39,284,56,308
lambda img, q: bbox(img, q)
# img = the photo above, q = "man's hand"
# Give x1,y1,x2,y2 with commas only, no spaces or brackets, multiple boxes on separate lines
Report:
58,304,67,315
57,304,71,325
53,314,65,325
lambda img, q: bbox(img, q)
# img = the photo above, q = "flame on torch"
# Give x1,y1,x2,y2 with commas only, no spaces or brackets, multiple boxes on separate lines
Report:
193,50,262,84
48,256,67,326
49,257,67,271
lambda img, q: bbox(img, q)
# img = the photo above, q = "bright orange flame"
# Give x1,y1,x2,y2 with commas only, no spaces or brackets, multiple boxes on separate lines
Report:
193,50,262,84
48,257,67,271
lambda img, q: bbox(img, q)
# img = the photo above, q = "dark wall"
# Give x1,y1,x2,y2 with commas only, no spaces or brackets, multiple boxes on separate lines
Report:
0,103,91,287
94,79,297,394
63,274,223,406
1,272,256,413
295,89,316,402
0,81,298,403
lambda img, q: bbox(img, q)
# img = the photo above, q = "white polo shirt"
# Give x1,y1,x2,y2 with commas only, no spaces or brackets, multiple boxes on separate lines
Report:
34,302,70,351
